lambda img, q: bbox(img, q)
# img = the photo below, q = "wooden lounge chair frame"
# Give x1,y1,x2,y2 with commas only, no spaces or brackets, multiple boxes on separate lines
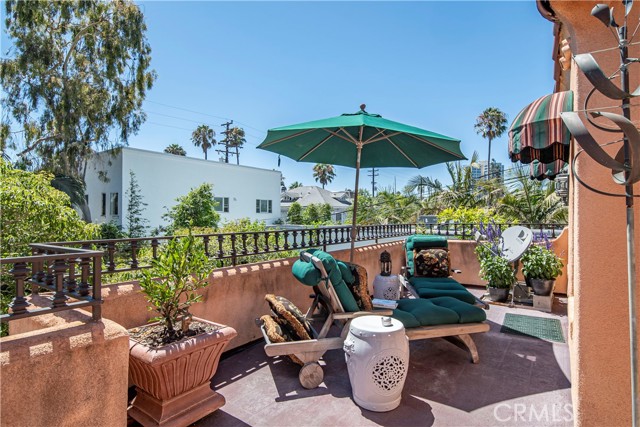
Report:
260,252,489,389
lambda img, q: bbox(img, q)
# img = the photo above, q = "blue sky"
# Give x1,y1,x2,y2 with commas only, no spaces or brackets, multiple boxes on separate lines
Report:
6,1,557,193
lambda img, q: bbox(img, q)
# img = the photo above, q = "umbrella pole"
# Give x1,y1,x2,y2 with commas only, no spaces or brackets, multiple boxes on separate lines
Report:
349,143,363,263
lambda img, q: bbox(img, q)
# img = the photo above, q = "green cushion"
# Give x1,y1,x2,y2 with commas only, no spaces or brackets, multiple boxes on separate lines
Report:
296,250,361,313
292,260,321,286
405,234,449,251
392,296,486,328
409,277,477,305
337,261,355,284
428,297,487,323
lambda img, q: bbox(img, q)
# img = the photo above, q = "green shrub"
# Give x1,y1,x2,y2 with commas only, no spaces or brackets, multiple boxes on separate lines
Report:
521,245,564,280
475,245,516,289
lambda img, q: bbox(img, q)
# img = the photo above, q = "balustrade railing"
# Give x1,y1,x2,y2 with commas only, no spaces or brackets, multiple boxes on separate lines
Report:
1,244,103,323
45,223,566,277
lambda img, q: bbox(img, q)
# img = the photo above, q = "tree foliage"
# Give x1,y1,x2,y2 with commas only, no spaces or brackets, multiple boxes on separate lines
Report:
164,144,186,156
312,164,336,189
163,183,220,231
287,201,303,224
125,170,148,237
302,204,320,224
1,0,156,179
228,127,246,165
0,160,98,257
191,125,215,160
289,181,303,189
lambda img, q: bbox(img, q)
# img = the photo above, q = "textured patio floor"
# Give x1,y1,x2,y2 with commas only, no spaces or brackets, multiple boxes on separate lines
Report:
192,288,572,427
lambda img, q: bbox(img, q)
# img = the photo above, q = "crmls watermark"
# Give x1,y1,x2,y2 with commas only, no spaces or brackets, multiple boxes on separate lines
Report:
493,403,574,423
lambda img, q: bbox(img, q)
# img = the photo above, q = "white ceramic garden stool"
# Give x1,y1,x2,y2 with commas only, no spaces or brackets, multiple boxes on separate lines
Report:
343,315,409,412
373,274,401,300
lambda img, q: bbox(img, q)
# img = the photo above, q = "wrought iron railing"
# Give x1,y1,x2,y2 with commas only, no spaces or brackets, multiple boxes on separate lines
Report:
47,223,566,276
49,224,416,275
1,244,103,323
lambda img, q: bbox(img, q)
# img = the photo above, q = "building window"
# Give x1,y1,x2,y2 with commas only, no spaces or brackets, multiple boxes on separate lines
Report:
110,192,119,216
214,197,229,213
101,193,107,216
256,199,272,213
335,212,342,223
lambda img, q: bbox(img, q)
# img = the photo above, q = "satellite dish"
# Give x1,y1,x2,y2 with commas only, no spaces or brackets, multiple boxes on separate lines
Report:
500,226,533,262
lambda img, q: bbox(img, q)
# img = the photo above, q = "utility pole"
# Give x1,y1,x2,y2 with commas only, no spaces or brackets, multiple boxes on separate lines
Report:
368,168,379,197
216,120,233,163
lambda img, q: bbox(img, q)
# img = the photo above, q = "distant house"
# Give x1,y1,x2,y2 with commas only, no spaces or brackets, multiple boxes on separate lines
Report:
281,186,351,223
84,147,282,230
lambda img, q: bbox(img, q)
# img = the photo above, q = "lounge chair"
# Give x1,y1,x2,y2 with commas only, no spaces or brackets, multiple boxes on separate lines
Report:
258,249,489,389
403,234,489,308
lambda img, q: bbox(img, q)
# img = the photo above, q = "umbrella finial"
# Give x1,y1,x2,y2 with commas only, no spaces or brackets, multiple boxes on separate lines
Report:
360,103,366,112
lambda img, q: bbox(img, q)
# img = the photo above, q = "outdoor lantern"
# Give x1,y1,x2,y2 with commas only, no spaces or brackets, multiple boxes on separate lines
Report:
555,172,569,204
380,250,392,276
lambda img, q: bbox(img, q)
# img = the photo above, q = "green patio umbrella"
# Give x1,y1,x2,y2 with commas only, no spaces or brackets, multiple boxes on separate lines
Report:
258,105,466,262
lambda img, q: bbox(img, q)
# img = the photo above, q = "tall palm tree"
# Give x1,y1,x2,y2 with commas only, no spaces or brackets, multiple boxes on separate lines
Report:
228,127,246,165
191,125,216,160
312,164,336,189
164,144,186,156
474,107,507,179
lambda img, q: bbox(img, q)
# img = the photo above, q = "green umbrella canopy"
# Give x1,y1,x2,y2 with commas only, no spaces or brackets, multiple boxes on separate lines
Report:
258,107,466,168
258,105,465,262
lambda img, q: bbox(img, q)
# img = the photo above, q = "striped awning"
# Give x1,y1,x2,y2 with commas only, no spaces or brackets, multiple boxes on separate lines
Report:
508,91,573,179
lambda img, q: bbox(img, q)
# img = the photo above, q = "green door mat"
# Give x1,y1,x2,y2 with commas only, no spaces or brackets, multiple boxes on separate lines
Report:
500,313,565,343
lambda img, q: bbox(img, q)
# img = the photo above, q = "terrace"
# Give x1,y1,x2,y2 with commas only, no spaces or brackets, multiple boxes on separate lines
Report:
1,225,572,426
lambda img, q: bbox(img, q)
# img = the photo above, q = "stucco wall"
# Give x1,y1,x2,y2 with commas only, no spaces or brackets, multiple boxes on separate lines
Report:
1,306,129,427
550,2,640,425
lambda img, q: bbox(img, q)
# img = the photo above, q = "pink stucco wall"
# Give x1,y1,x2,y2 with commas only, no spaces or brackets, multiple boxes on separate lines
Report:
1,306,129,427
550,2,640,425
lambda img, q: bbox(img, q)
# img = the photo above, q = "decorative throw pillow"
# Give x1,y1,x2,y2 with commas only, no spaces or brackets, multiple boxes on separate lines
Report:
265,294,312,341
260,315,304,366
414,248,450,278
343,261,373,311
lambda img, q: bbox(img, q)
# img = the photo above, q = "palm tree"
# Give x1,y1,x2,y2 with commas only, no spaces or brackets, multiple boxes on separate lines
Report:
312,164,336,189
289,181,303,189
406,175,430,199
191,125,216,160
474,107,507,179
228,127,246,165
164,144,186,156
498,166,567,224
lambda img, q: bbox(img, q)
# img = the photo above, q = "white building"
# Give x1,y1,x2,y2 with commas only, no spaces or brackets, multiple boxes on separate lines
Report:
281,186,351,223
471,160,505,182
85,147,282,230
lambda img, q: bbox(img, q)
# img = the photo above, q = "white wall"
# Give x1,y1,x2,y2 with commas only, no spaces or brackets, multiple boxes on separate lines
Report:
86,148,281,231
85,152,123,226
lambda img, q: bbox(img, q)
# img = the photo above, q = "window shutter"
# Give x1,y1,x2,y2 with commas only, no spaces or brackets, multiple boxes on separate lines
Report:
256,200,260,213
268,200,272,213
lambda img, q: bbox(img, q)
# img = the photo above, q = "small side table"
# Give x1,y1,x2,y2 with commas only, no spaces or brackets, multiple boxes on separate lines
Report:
373,274,401,300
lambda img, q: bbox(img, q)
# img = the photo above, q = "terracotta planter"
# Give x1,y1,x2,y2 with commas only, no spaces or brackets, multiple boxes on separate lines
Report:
128,317,237,427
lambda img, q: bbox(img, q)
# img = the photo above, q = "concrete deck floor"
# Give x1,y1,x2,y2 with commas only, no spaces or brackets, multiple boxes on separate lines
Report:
193,288,572,427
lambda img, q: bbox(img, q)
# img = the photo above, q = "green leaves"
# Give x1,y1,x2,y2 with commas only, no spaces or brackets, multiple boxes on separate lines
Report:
163,183,221,232
138,234,213,333
521,245,564,280
475,245,516,289
1,0,155,178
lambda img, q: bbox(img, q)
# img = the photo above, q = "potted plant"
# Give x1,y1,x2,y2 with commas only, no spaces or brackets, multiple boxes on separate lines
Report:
128,234,237,427
476,244,516,302
521,244,564,296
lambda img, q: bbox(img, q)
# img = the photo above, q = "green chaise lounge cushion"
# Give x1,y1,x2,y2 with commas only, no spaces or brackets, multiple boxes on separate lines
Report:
391,297,487,329
408,277,478,305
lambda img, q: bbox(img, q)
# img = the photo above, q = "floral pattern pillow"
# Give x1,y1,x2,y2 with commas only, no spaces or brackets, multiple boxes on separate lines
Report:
414,248,450,278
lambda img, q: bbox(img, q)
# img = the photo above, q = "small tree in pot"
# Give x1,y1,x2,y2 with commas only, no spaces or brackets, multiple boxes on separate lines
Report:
521,244,564,296
129,234,237,427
